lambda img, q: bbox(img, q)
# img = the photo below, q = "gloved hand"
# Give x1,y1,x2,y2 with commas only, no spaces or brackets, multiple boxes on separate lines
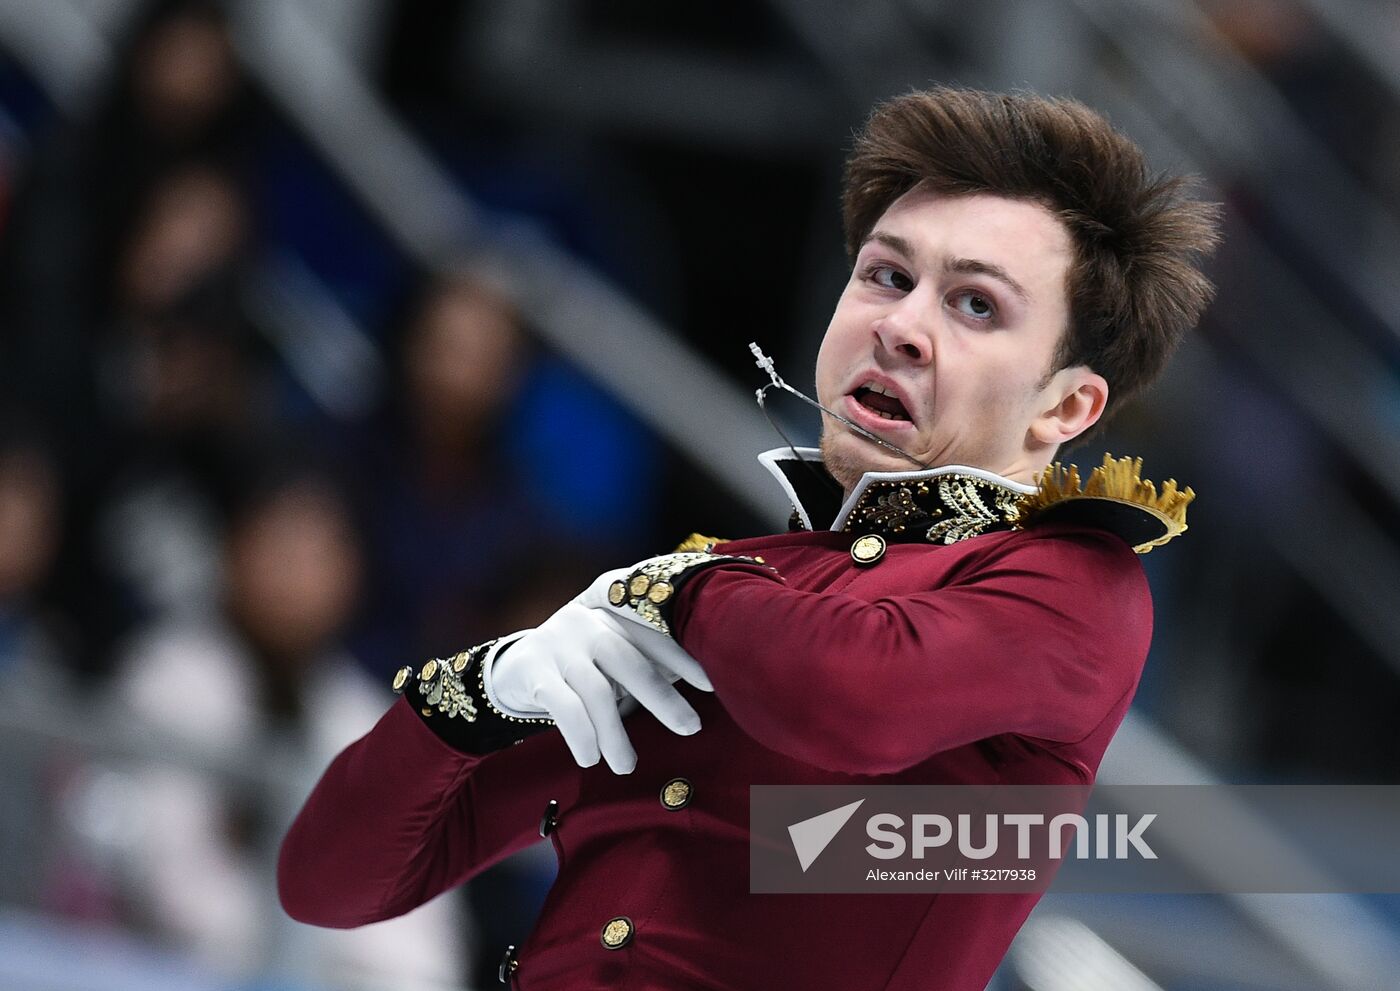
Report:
484,569,713,774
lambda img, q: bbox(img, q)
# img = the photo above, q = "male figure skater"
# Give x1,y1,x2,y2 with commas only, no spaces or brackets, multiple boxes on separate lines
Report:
278,87,1218,989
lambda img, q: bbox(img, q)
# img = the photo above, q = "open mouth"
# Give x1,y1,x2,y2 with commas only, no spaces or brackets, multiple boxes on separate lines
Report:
850,382,912,423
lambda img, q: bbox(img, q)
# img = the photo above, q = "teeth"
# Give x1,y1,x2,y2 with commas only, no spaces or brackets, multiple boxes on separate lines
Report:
855,380,910,421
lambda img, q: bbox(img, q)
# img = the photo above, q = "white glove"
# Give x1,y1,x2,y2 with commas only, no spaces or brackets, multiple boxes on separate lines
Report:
574,566,715,690
483,570,712,774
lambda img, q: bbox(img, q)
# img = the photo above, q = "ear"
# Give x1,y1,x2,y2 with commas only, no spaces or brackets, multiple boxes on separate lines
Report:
1028,367,1109,447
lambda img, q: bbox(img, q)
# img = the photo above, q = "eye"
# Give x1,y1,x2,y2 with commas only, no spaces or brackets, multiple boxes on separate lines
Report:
950,289,996,321
865,264,914,292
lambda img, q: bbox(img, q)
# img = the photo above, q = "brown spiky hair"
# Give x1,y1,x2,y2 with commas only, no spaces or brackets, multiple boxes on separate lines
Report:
842,87,1221,441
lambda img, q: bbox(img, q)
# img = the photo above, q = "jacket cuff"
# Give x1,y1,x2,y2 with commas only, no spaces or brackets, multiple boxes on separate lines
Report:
392,631,555,756
603,551,777,637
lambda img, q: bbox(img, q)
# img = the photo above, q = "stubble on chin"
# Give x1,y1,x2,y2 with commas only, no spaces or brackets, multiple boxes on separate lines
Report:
819,430,869,494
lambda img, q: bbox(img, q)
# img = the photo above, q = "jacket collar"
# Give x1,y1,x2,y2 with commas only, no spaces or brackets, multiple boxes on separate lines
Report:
757,447,1037,544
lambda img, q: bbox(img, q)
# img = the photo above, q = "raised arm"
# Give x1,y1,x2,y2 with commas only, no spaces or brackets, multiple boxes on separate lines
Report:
595,525,1153,775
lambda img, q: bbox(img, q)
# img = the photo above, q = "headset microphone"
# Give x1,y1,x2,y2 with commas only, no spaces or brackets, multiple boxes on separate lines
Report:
749,342,930,471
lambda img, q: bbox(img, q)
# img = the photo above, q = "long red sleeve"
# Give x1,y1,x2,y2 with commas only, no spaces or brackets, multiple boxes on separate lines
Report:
277,695,577,927
670,523,1152,775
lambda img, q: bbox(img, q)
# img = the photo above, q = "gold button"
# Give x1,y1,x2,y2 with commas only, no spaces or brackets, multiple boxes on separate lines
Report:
607,580,627,606
419,658,439,681
628,573,652,598
600,916,633,949
850,533,887,565
646,580,673,604
392,666,413,693
660,777,692,810
451,650,471,675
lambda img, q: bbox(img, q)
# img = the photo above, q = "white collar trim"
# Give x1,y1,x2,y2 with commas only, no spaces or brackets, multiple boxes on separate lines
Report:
756,446,1037,533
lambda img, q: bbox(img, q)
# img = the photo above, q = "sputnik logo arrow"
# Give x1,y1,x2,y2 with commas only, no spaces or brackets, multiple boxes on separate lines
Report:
788,799,865,872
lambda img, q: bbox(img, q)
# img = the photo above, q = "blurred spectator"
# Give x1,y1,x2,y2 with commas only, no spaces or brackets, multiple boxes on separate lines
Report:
0,426,70,689
126,2,242,142
402,272,526,462
96,163,258,446
111,162,250,320
93,470,466,982
352,273,580,672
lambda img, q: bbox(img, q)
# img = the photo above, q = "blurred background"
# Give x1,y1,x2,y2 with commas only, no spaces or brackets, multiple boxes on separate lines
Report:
0,0,1397,988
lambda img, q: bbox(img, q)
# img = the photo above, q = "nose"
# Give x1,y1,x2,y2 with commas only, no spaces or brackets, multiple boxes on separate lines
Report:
872,300,935,367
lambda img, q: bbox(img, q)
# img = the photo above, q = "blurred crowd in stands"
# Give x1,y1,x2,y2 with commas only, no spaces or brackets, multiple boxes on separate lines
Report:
0,2,670,986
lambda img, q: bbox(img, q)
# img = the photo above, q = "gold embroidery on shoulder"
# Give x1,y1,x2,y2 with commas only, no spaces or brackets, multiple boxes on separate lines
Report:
1017,453,1194,553
673,532,727,554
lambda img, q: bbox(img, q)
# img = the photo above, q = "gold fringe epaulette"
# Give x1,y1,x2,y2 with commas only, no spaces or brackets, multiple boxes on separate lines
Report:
1015,454,1194,554
673,532,728,554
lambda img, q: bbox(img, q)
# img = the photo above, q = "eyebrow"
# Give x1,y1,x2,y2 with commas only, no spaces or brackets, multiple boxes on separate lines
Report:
863,230,1032,303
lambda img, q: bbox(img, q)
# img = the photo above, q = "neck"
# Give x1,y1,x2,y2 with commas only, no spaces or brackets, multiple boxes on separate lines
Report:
992,460,1046,489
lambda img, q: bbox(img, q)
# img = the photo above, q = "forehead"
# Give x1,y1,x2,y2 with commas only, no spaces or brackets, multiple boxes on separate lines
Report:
868,188,1073,298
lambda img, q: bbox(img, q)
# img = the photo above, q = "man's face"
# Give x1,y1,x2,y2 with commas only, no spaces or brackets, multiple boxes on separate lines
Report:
816,187,1091,490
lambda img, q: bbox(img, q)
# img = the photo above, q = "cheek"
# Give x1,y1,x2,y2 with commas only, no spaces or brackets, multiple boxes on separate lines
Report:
814,323,850,404
813,351,835,405
929,346,1038,419
982,366,1050,433
817,288,869,382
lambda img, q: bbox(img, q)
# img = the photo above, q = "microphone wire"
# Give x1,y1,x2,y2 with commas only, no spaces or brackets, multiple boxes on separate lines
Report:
748,343,931,485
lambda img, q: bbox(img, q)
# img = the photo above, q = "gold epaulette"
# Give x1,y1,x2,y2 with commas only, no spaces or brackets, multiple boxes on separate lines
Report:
1016,454,1194,554
673,532,728,554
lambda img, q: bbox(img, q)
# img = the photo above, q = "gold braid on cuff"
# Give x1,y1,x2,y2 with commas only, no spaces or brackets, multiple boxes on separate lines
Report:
392,639,553,726
605,552,765,637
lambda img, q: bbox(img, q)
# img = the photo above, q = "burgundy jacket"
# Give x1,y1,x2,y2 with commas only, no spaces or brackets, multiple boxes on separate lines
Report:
278,451,1155,990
